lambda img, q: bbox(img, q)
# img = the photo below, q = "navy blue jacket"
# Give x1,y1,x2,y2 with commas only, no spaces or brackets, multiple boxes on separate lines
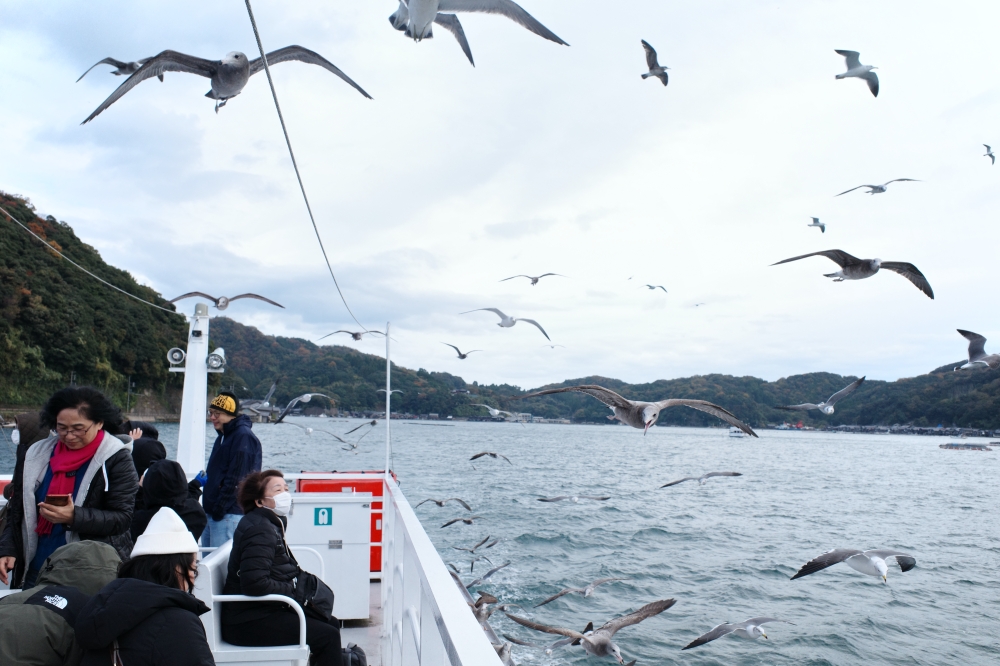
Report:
203,415,262,520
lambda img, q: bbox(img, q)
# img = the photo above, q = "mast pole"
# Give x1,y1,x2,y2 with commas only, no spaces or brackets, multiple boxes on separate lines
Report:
384,322,391,477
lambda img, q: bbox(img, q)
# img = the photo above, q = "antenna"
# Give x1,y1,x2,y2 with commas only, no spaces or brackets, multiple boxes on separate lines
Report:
384,322,391,477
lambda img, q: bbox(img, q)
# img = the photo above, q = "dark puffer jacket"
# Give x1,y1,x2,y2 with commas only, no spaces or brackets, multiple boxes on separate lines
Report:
131,460,207,542
203,415,262,520
75,578,214,666
221,507,301,625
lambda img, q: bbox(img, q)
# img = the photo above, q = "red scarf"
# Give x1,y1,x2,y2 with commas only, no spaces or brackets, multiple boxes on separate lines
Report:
36,430,104,536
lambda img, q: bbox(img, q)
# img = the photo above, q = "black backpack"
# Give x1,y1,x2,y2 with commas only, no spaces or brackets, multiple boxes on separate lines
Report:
342,642,367,666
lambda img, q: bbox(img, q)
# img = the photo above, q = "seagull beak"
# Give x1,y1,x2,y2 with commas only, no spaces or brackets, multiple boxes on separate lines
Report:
762,632,768,640
882,575,887,583
643,420,653,435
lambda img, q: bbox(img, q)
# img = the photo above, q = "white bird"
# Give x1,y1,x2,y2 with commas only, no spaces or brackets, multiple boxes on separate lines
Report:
389,1,476,64
644,284,667,293
659,471,742,488
466,561,511,589
776,377,865,414
274,393,332,424
471,404,513,418
640,40,669,86
443,343,482,359
442,515,483,528
534,578,626,607
461,308,551,340
452,535,499,553
808,217,825,233
836,179,918,196
500,273,564,286
169,292,283,311
470,451,512,464
320,330,385,342
77,57,163,82
277,421,346,443
956,330,1000,370
82,46,371,122
683,618,794,649
985,145,995,165
771,250,934,299
537,495,611,503
834,49,878,97
416,497,473,511
791,548,916,583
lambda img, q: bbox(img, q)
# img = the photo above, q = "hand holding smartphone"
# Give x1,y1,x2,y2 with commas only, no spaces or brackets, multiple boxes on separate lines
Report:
43,494,71,507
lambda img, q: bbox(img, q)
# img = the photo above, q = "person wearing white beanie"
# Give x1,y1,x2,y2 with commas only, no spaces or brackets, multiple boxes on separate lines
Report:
130,505,200,558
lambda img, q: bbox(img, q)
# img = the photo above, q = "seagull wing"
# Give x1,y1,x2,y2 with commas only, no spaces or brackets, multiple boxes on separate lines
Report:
519,384,632,410
883,178,919,185
864,550,917,572
504,613,584,640
229,293,285,308
461,308,508,320
443,343,463,356
476,562,511,582
835,49,862,70
579,496,611,501
702,472,742,479
533,588,576,607
498,454,513,465
249,46,372,99
499,276,531,282
826,376,865,406
641,40,660,69
318,330,354,341
985,144,992,151
655,399,758,437
835,185,872,197
536,273,563,279
82,50,218,124
434,14,475,66
437,0,569,45
771,249,861,268
169,291,218,305
311,429,347,443
587,577,625,591
599,598,677,637
537,496,568,502
441,518,463,528
682,623,736,650
76,57,131,82
516,318,551,340
776,403,819,411
342,420,377,435
862,70,879,97
791,548,863,579
659,477,696,488
958,330,989,363
745,617,794,626
470,452,490,461
446,498,473,511
415,499,433,508
880,262,934,299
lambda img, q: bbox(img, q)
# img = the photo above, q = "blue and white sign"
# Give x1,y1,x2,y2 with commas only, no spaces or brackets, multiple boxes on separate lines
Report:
314,507,332,526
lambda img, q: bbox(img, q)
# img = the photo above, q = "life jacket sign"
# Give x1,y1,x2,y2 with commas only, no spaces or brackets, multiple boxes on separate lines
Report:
314,507,332,525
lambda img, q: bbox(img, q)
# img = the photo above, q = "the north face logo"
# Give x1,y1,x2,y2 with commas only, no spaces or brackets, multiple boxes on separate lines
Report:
43,595,68,609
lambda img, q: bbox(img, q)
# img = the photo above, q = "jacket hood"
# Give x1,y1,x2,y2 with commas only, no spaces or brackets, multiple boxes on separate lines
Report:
132,437,167,478
35,540,121,595
142,460,189,508
75,578,209,649
222,414,253,435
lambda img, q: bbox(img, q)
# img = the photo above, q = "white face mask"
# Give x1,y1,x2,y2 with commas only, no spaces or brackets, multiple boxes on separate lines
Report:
11,431,19,446
268,491,292,516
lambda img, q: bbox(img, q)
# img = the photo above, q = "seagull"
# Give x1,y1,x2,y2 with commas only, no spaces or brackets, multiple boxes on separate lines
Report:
82,46,371,122
461,308,551,340
470,451,512,464
791,548,916,583
500,273,564,286
537,495,611,503
640,40,669,86
808,217,825,233
506,598,676,664
956,330,1000,370
344,419,378,435
644,285,667,293
389,1,476,65
470,554,494,572
77,57,163,82
517,384,757,436
471,404,514,418
319,330,385,342
835,179,918,196
442,515,482,528
985,145,995,165
471,595,520,622
777,377,865,414
416,497,473,511
835,49,879,97
274,393,332,424
659,472,742,488
771,250,934,299
534,578,626,607
542,344,566,349
169,292,284,311
682,618,794,650
443,343,482,359
452,535,499,553
277,421,346,443
466,561,511,589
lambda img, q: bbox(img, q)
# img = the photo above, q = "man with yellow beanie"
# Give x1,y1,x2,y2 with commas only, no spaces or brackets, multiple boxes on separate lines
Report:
201,391,261,547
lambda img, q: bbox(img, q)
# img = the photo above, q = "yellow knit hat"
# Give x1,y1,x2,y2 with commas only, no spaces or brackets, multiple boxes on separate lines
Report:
210,392,238,416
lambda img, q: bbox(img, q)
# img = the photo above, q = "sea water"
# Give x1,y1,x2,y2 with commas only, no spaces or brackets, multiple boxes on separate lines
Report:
3,420,998,664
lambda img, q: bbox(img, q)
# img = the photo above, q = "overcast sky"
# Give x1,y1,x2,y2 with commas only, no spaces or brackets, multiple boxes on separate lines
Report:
3,1,999,389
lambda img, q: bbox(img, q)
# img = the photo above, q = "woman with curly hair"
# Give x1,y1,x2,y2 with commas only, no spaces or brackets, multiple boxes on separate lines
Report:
0,387,138,589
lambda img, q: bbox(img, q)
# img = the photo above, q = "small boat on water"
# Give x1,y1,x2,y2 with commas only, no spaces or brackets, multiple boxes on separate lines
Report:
939,442,993,451
728,426,747,438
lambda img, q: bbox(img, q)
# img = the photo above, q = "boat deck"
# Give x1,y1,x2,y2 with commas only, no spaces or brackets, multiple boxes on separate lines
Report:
341,581,382,663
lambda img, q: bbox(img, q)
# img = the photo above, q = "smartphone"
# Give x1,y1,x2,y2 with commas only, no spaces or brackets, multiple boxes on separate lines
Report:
44,494,71,507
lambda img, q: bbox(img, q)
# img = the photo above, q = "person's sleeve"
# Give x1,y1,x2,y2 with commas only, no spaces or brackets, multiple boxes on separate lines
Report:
71,450,139,537
0,444,28,559
236,521,296,598
157,609,216,666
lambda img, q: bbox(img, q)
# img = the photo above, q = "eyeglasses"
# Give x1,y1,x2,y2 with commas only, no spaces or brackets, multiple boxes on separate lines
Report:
55,422,96,437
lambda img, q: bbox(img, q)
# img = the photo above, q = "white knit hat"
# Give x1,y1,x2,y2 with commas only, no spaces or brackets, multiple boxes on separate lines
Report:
130,507,199,557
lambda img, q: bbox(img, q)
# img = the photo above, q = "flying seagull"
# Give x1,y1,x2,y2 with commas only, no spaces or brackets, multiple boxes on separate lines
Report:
82,46,371,122
836,179,918,196
277,421,346,443
471,404,514,418
466,561,512,589
791,548,916,583
170,292,283,310
470,451,513,464
470,593,520,622
77,57,162,82
461,308,550,340
640,40,669,86
956,330,1000,370
683,618,794,650
771,250,934,299
506,598,676,664
644,285,667,293
534,578,626,607
659,472,742,488
319,330,385,342
500,273,564,286
470,554,494,572
416,497,473,511
537,495,611,503
517,384,757,436
777,377,865,414
344,419,378,435
542,344,566,349
835,49,878,97
443,343,482,359
274,393,332,424
808,217,825,233
452,535,499,553
442,515,483,528
985,145,995,165
389,1,476,65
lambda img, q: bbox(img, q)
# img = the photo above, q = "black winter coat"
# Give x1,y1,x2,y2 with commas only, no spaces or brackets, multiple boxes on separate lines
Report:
204,415,261,520
131,460,207,542
75,578,214,666
222,507,302,625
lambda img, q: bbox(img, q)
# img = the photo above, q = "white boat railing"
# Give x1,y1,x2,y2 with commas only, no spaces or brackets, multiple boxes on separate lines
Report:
381,475,503,666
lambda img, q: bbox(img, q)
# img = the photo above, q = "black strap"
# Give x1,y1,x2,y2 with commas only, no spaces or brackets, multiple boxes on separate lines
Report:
24,584,90,626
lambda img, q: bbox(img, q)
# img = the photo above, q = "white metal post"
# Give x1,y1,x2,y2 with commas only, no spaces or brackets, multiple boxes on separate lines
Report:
175,304,211,475
384,322,391,476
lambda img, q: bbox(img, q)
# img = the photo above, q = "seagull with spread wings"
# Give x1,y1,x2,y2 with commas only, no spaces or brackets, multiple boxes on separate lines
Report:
452,535,498,553
644,284,667,293
834,49,879,97
771,250,933,299
955,330,1000,370
777,377,865,414
537,495,610,503
517,384,757,436
77,57,161,82
416,497,473,511
659,472,742,488
470,451,512,464
466,561,511,589
534,577,626,607
683,618,794,650
506,598,676,664
471,404,514,418
640,40,669,86
273,393,332,424
170,292,283,311
808,217,825,233
500,273,564,286
461,308,551,340
277,421,346,443
791,548,916,583
319,330,385,342
442,515,482,528
985,145,996,165
443,343,482,359
82,46,371,122
836,178,918,196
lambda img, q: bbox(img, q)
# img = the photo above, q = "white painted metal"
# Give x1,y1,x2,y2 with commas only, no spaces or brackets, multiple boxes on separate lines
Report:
384,322,391,476
175,303,213,475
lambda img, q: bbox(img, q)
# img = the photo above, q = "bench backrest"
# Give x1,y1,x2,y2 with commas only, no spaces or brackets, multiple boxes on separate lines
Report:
195,540,233,648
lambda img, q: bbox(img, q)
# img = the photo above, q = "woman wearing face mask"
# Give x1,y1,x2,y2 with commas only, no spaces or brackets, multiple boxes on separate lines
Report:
221,470,345,665
74,507,214,666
